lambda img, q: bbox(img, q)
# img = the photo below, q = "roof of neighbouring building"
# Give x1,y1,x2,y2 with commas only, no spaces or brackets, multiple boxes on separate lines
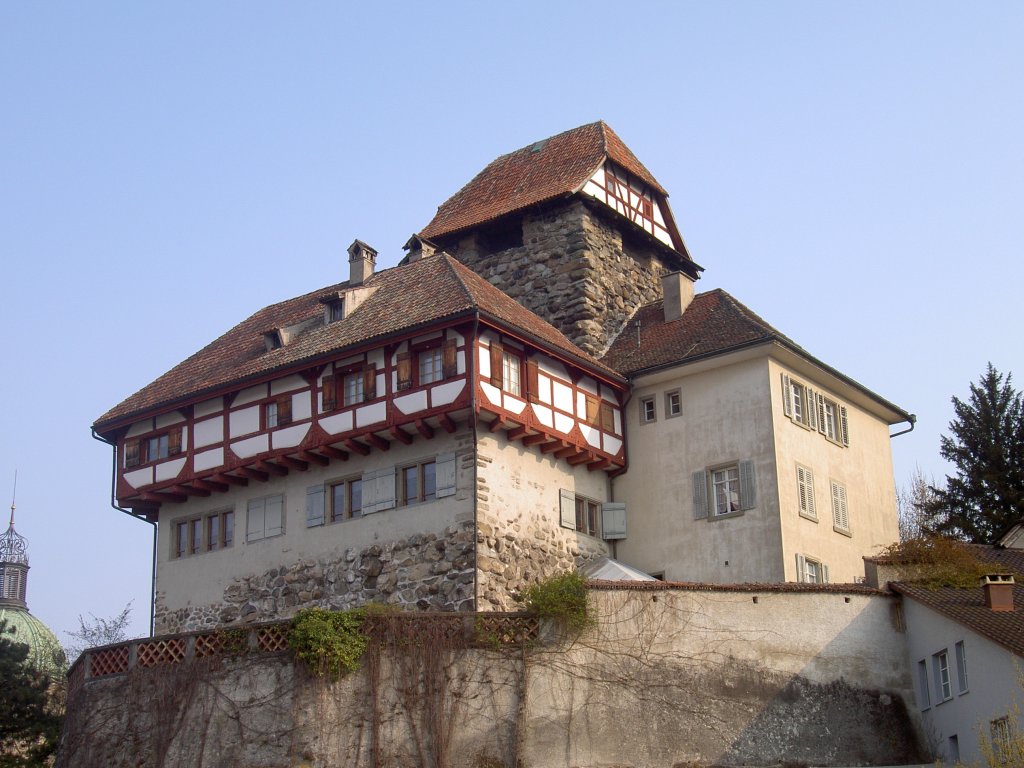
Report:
891,545,1024,658
0,606,65,676
420,121,670,242
94,254,623,430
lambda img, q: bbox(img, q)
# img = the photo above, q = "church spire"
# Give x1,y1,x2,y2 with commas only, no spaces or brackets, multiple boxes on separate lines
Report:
0,472,29,608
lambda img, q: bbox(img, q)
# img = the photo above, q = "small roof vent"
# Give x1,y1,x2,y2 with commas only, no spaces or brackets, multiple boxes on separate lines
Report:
530,139,548,153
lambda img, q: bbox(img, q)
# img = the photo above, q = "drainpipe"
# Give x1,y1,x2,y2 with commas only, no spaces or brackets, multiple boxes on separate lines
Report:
606,382,633,562
92,428,157,637
890,414,917,439
469,315,481,611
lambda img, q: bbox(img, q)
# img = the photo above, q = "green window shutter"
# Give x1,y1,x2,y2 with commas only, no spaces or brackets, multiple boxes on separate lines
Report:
436,452,457,498
601,502,627,540
692,471,709,519
559,489,576,529
247,498,265,542
306,485,325,527
739,460,757,510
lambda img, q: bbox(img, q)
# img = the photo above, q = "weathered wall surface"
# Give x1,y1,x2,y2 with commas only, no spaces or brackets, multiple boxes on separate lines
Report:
62,586,926,768
451,200,675,355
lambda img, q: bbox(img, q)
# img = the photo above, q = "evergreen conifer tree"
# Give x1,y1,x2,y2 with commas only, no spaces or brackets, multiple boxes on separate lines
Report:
0,621,62,767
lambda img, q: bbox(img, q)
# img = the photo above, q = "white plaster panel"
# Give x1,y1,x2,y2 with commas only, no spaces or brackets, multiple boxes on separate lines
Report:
532,403,554,428
478,347,492,380
194,397,223,418
390,341,409,365
367,349,385,368
356,401,386,428
577,376,598,395
193,417,224,448
554,413,574,434
600,385,617,403
604,435,622,455
582,179,603,199
229,406,260,437
613,410,622,435
538,374,553,405
552,381,574,413
272,424,310,450
579,424,601,449
232,434,268,458
395,391,429,414
154,457,187,483
575,391,587,418
653,226,672,246
412,330,443,344
234,384,267,407
270,374,306,396
193,447,224,472
456,350,465,375
156,411,186,429
123,466,153,489
126,420,153,438
502,395,526,415
292,392,312,421
337,354,362,368
320,411,353,435
446,329,465,345
480,381,501,405
654,200,667,226
431,380,465,407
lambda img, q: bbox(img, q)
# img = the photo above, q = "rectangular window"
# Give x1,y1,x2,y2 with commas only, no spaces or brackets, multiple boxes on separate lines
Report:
797,464,816,519
265,396,292,429
574,496,600,537
804,557,824,584
712,466,740,516
330,478,363,522
666,389,681,418
933,651,952,701
190,518,202,555
991,717,1012,756
343,371,364,406
419,347,443,385
955,641,968,693
175,520,188,559
265,401,278,429
399,460,436,506
820,396,838,441
205,510,233,552
502,350,521,396
831,480,850,533
329,300,344,323
917,659,931,709
640,397,656,423
148,434,169,462
247,494,284,542
174,516,206,558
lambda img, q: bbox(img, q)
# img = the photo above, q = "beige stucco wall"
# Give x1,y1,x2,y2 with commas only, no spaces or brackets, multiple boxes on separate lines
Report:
613,354,785,583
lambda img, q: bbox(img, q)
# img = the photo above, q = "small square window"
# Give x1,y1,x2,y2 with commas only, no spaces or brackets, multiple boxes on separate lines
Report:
640,397,656,423
574,496,600,537
329,300,344,323
665,390,681,418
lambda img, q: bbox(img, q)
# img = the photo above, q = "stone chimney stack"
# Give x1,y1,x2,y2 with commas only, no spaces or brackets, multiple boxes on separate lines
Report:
662,271,695,322
981,574,1015,612
403,234,438,264
347,240,377,286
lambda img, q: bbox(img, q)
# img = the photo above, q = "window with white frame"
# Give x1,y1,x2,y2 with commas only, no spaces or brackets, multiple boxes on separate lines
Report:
419,347,443,385
665,389,681,418
501,350,521,396
955,641,968,693
247,494,284,542
693,461,756,520
933,650,952,702
640,397,656,423
343,371,364,406
713,466,741,516
796,553,828,583
991,717,1012,756
781,373,850,446
797,464,816,519
831,480,850,533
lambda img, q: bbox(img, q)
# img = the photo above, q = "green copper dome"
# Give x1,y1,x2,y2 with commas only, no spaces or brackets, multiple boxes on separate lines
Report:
0,605,65,676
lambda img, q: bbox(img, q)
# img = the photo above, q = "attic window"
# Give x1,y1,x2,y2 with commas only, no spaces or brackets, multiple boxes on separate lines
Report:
329,299,344,323
264,331,283,351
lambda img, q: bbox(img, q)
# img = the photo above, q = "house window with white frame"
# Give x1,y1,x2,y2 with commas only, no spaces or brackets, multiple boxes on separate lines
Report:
419,347,443,386
666,389,681,418
831,480,850,533
343,371,364,406
502,350,521,396
640,397,656,423
933,650,952,702
712,466,741,516
796,553,828,583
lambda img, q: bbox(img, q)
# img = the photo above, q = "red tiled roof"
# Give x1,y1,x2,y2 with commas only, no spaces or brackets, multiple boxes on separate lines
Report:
588,579,888,596
421,121,668,241
94,255,622,430
892,545,1024,658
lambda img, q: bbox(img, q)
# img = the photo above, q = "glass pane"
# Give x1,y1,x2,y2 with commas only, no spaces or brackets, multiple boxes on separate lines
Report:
404,466,418,503
223,512,234,547
331,483,346,521
207,516,220,551
423,462,436,501
266,402,277,428
350,480,362,517
176,522,187,558
191,519,202,554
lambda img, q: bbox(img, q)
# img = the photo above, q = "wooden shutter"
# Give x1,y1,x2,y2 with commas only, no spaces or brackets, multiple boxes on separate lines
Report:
375,466,396,512
264,495,283,537
839,405,849,446
822,563,830,584
168,428,182,455
816,393,827,435
692,471,709,519
526,360,539,402
436,452,457,498
321,374,336,411
781,374,793,417
306,485,325,527
832,482,849,531
361,469,379,514
489,342,503,388
805,387,818,430
247,498,265,542
363,364,377,400
797,465,815,517
739,460,757,510
601,502,627,540
124,439,141,468
442,338,458,379
277,397,292,426
396,352,412,391
795,553,807,583
559,489,576,529
600,402,615,433
585,396,599,426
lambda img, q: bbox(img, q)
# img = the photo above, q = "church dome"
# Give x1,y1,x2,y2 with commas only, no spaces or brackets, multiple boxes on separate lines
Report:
0,604,65,676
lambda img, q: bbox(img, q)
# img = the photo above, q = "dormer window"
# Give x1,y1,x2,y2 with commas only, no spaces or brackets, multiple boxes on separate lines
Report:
329,299,344,323
264,330,283,351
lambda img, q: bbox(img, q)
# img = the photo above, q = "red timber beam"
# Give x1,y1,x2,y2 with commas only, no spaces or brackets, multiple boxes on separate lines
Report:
214,473,248,487
138,490,187,504
540,439,570,455
587,458,611,472
567,451,594,466
256,460,288,477
521,433,549,447
238,467,269,482
196,478,229,493
318,445,349,461
172,484,210,498
414,419,434,440
506,424,532,441
438,413,457,433
278,456,309,472
488,417,508,434
554,445,578,460
390,426,413,445
366,433,390,452
300,450,330,467
344,439,371,456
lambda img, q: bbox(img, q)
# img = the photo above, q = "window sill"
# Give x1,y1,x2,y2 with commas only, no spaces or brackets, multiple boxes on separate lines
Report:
833,526,852,538
799,511,818,523
710,510,745,521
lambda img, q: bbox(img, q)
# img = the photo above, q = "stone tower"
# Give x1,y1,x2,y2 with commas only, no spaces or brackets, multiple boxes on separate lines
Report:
419,121,702,355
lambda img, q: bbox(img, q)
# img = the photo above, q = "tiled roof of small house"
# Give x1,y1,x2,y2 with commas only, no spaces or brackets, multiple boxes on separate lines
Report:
420,121,668,241
891,546,1024,658
95,254,622,430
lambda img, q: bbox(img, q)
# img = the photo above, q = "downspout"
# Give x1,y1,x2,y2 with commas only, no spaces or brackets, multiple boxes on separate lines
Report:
890,413,917,439
606,381,634,562
92,428,157,637
468,315,481,611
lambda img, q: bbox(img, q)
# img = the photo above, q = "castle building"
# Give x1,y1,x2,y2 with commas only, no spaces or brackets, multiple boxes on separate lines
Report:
93,122,913,634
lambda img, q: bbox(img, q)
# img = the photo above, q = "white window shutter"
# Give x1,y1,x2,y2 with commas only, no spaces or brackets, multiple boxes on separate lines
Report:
306,485,325,527
822,563,830,584
247,498,265,542
559,489,576,529
796,553,807,583
693,471,709,519
602,502,627,540
782,374,793,417
739,460,756,510
265,495,283,537
436,452,457,498
816,393,827,435
376,466,396,512
840,406,850,446
361,469,379,514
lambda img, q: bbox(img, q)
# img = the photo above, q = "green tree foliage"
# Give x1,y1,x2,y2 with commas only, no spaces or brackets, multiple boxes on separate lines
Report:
520,571,591,632
289,607,369,678
923,364,1024,543
0,621,62,767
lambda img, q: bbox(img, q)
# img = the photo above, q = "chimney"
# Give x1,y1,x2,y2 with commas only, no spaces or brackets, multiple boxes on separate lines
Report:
347,240,377,286
661,271,695,322
981,573,1015,612
403,234,438,264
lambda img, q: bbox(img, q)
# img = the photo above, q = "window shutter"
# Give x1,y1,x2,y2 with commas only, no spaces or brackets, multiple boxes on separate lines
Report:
125,439,141,468
739,460,757,510
168,428,182,455
805,388,818,430
396,352,412,391
559,489,576,529
265,495,283,537
442,338,458,379
600,402,615,433
489,342,503,387
322,374,336,411
361,469,379,514
585,396,599,425
375,466,395,512
796,554,806,583
839,406,849,446
247,499,265,542
832,482,849,531
363,364,377,400
782,374,793,417
601,502,627,540
816,393,827,435
436,452,457,498
822,563,830,584
278,397,292,426
692,471,709,519
306,485,325,527
526,360,539,402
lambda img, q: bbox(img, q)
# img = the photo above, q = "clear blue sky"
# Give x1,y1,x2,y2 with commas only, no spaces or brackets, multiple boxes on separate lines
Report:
2,2,1021,645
